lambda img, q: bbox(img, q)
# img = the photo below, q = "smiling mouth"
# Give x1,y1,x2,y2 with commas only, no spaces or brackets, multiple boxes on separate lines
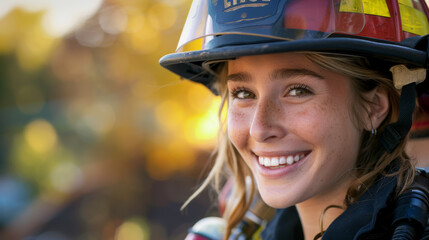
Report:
256,152,310,168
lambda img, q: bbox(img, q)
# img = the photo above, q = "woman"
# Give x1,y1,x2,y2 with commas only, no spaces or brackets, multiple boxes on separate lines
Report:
160,0,429,239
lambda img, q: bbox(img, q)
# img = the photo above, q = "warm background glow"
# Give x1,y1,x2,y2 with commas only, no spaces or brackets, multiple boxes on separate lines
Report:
0,0,220,239
3,1,427,239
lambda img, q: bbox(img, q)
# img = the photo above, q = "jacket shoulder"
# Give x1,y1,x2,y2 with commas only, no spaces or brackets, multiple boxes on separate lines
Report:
421,223,429,240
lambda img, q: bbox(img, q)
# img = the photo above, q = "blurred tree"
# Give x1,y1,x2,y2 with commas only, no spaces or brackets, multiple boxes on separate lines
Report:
0,0,220,239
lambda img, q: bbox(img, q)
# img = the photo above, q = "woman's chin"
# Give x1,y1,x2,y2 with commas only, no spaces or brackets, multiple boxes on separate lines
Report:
258,188,298,209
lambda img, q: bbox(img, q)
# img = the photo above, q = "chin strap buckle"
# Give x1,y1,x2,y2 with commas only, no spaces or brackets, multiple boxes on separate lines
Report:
390,65,426,89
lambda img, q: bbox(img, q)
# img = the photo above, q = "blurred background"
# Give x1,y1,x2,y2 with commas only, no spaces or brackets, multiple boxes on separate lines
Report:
0,0,221,239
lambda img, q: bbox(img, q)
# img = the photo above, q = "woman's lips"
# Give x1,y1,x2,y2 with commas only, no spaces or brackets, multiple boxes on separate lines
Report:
258,153,307,168
254,151,310,168
252,151,311,177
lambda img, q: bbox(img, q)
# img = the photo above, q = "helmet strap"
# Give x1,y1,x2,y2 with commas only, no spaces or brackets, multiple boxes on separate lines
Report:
380,65,426,153
380,82,416,153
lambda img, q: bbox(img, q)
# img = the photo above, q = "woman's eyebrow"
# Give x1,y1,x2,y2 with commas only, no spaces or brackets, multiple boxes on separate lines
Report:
227,68,324,83
270,68,324,80
226,72,251,82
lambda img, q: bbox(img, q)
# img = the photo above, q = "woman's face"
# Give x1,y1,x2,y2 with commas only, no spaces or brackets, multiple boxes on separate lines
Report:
227,52,362,208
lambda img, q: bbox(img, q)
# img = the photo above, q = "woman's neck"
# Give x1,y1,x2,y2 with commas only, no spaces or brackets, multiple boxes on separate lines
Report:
296,200,344,240
295,178,352,240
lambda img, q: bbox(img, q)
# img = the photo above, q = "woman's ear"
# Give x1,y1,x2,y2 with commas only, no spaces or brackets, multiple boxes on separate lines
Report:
365,86,390,130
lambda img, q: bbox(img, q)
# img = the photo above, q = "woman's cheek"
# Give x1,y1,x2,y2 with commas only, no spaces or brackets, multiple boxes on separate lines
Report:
289,106,324,137
227,108,250,148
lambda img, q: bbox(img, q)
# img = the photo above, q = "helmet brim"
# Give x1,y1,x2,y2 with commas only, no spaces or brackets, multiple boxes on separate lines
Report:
160,36,428,94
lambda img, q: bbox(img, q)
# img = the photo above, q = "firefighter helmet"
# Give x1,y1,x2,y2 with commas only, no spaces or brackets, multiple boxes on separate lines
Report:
160,0,429,94
159,0,429,153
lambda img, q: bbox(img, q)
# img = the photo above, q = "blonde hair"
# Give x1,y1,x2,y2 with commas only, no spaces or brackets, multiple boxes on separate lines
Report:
184,52,415,239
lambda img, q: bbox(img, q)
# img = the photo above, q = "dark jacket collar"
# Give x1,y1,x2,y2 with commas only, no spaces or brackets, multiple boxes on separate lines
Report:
261,177,397,240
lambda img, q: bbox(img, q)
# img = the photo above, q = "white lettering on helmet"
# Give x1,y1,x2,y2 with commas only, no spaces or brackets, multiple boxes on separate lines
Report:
224,0,271,12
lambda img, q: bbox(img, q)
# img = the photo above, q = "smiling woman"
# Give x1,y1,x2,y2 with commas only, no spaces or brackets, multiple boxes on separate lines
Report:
214,51,408,239
160,0,429,239
226,53,367,209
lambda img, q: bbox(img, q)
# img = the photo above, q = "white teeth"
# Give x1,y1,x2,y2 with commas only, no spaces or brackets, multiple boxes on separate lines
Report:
271,157,279,166
258,154,306,167
259,156,264,165
264,157,270,166
294,155,300,162
286,156,294,165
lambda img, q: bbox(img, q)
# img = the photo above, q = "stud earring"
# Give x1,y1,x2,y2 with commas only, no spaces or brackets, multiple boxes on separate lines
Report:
371,129,377,135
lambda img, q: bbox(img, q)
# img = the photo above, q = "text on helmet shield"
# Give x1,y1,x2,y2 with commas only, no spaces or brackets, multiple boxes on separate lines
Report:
214,0,278,24
224,0,271,12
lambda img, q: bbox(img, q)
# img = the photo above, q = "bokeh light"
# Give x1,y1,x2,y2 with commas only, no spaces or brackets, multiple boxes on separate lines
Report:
49,162,83,193
147,2,178,31
41,0,104,37
24,119,58,154
124,16,161,54
99,5,128,35
115,218,150,240
0,0,219,239
184,99,220,148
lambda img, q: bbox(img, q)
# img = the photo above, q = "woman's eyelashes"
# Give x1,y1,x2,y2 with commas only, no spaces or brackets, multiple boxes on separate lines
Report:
229,84,313,100
230,87,255,99
286,84,313,97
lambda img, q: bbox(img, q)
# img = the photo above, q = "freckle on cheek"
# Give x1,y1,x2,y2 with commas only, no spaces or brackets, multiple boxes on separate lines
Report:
318,100,330,112
228,112,248,145
229,114,242,125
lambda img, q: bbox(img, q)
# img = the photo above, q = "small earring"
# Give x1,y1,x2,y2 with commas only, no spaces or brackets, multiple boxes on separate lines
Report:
371,129,377,135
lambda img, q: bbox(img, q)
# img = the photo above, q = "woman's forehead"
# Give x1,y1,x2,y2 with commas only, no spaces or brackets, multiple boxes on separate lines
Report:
227,52,326,79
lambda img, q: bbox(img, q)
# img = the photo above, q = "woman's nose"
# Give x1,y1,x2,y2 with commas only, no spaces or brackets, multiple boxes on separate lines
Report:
249,98,287,142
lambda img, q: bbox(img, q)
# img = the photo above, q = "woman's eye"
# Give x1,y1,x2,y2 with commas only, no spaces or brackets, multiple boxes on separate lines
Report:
231,89,255,99
288,85,313,97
